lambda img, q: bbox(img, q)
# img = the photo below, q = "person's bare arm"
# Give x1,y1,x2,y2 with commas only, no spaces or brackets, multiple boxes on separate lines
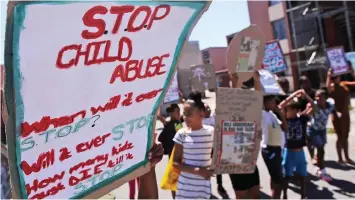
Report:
300,92,316,117
156,108,166,125
274,107,288,132
229,73,238,88
138,169,158,199
179,91,185,104
253,71,262,91
326,69,334,93
173,143,212,179
342,81,355,86
278,89,303,109
138,143,164,199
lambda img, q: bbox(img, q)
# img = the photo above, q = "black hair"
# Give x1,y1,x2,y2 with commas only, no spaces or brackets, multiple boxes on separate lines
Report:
263,95,276,103
315,89,327,97
278,77,289,84
285,99,301,110
166,104,179,113
299,75,308,84
186,91,205,111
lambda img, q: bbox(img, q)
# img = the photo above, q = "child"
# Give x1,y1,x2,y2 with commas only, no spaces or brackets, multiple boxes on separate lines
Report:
203,104,229,199
158,104,181,199
158,104,182,158
299,76,316,162
308,89,337,181
262,95,288,199
227,71,262,199
279,89,315,199
326,68,355,165
172,92,214,199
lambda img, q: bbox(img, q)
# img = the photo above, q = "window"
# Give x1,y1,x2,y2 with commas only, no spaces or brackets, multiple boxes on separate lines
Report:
269,0,281,6
202,51,211,64
272,19,287,40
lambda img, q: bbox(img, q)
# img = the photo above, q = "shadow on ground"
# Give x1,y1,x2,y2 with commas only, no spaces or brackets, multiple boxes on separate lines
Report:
324,160,355,171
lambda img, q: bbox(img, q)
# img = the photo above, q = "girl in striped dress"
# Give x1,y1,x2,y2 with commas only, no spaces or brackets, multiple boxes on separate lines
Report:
173,92,214,199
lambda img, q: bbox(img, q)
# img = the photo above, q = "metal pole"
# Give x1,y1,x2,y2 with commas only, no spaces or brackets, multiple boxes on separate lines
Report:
315,1,326,53
287,0,301,89
344,1,354,51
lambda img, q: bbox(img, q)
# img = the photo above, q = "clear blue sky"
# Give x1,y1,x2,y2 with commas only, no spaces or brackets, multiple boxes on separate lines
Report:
0,0,250,64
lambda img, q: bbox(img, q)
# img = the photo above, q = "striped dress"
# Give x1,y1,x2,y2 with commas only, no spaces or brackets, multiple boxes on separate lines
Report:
173,125,214,199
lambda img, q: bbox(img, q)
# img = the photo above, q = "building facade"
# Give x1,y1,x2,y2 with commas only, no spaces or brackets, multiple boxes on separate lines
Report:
201,47,230,87
246,0,355,89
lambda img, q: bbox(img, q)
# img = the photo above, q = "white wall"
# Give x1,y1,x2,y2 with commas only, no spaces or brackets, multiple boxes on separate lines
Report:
178,40,203,69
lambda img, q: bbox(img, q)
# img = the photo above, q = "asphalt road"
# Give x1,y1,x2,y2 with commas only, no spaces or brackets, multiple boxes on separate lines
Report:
110,91,355,199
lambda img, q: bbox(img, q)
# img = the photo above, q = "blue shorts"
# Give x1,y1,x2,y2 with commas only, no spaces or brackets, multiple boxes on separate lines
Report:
282,148,307,177
307,128,327,147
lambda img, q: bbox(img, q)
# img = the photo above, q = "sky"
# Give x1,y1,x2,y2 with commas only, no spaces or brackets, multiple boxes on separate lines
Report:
0,0,250,64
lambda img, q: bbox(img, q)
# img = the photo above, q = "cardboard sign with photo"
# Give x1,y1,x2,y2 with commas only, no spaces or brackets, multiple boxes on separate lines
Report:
227,25,265,88
212,87,263,174
190,64,216,92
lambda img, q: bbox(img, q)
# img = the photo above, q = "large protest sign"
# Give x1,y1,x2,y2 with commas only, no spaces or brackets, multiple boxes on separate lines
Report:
262,41,287,74
212,87,262,174
190,64,216,92
163,73,179,103
227,25,265,87
259,69,285,95
345,52,355,71
4,1,210,199
326,47,350,76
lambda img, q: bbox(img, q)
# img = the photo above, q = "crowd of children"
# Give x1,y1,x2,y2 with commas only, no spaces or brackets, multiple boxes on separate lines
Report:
2,63,353,199
154,66,355,200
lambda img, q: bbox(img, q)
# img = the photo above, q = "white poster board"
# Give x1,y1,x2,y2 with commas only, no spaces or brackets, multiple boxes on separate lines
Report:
5,1,210,199
163,73,179,103
326,47,350,76
259,69,285,95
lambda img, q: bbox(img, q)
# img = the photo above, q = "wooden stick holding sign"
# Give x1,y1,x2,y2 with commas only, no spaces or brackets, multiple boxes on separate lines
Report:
226,25,265,88
4,1,210,199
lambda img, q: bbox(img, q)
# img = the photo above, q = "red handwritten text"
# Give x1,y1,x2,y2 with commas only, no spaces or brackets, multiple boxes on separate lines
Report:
81,5,171,40
21,110,86,138
76,133,111,153
109,53,170,84
21,149,55,175
26,171,65,196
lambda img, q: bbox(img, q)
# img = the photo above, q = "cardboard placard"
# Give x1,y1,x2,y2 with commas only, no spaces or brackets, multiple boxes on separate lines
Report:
345,52,355,71
212,87,262,174
4,1,210,199
190,64,216,92
226,25,265,87
259,69,285,95
326,46,350,76
163,73,179,103
262,41,287,74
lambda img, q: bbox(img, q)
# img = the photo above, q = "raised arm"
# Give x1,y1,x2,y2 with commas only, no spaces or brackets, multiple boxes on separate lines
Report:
300,91,316,117
326,69,334,93
229,72,238,88
253,71,262,91
274,107,288,132
278,89,303,109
